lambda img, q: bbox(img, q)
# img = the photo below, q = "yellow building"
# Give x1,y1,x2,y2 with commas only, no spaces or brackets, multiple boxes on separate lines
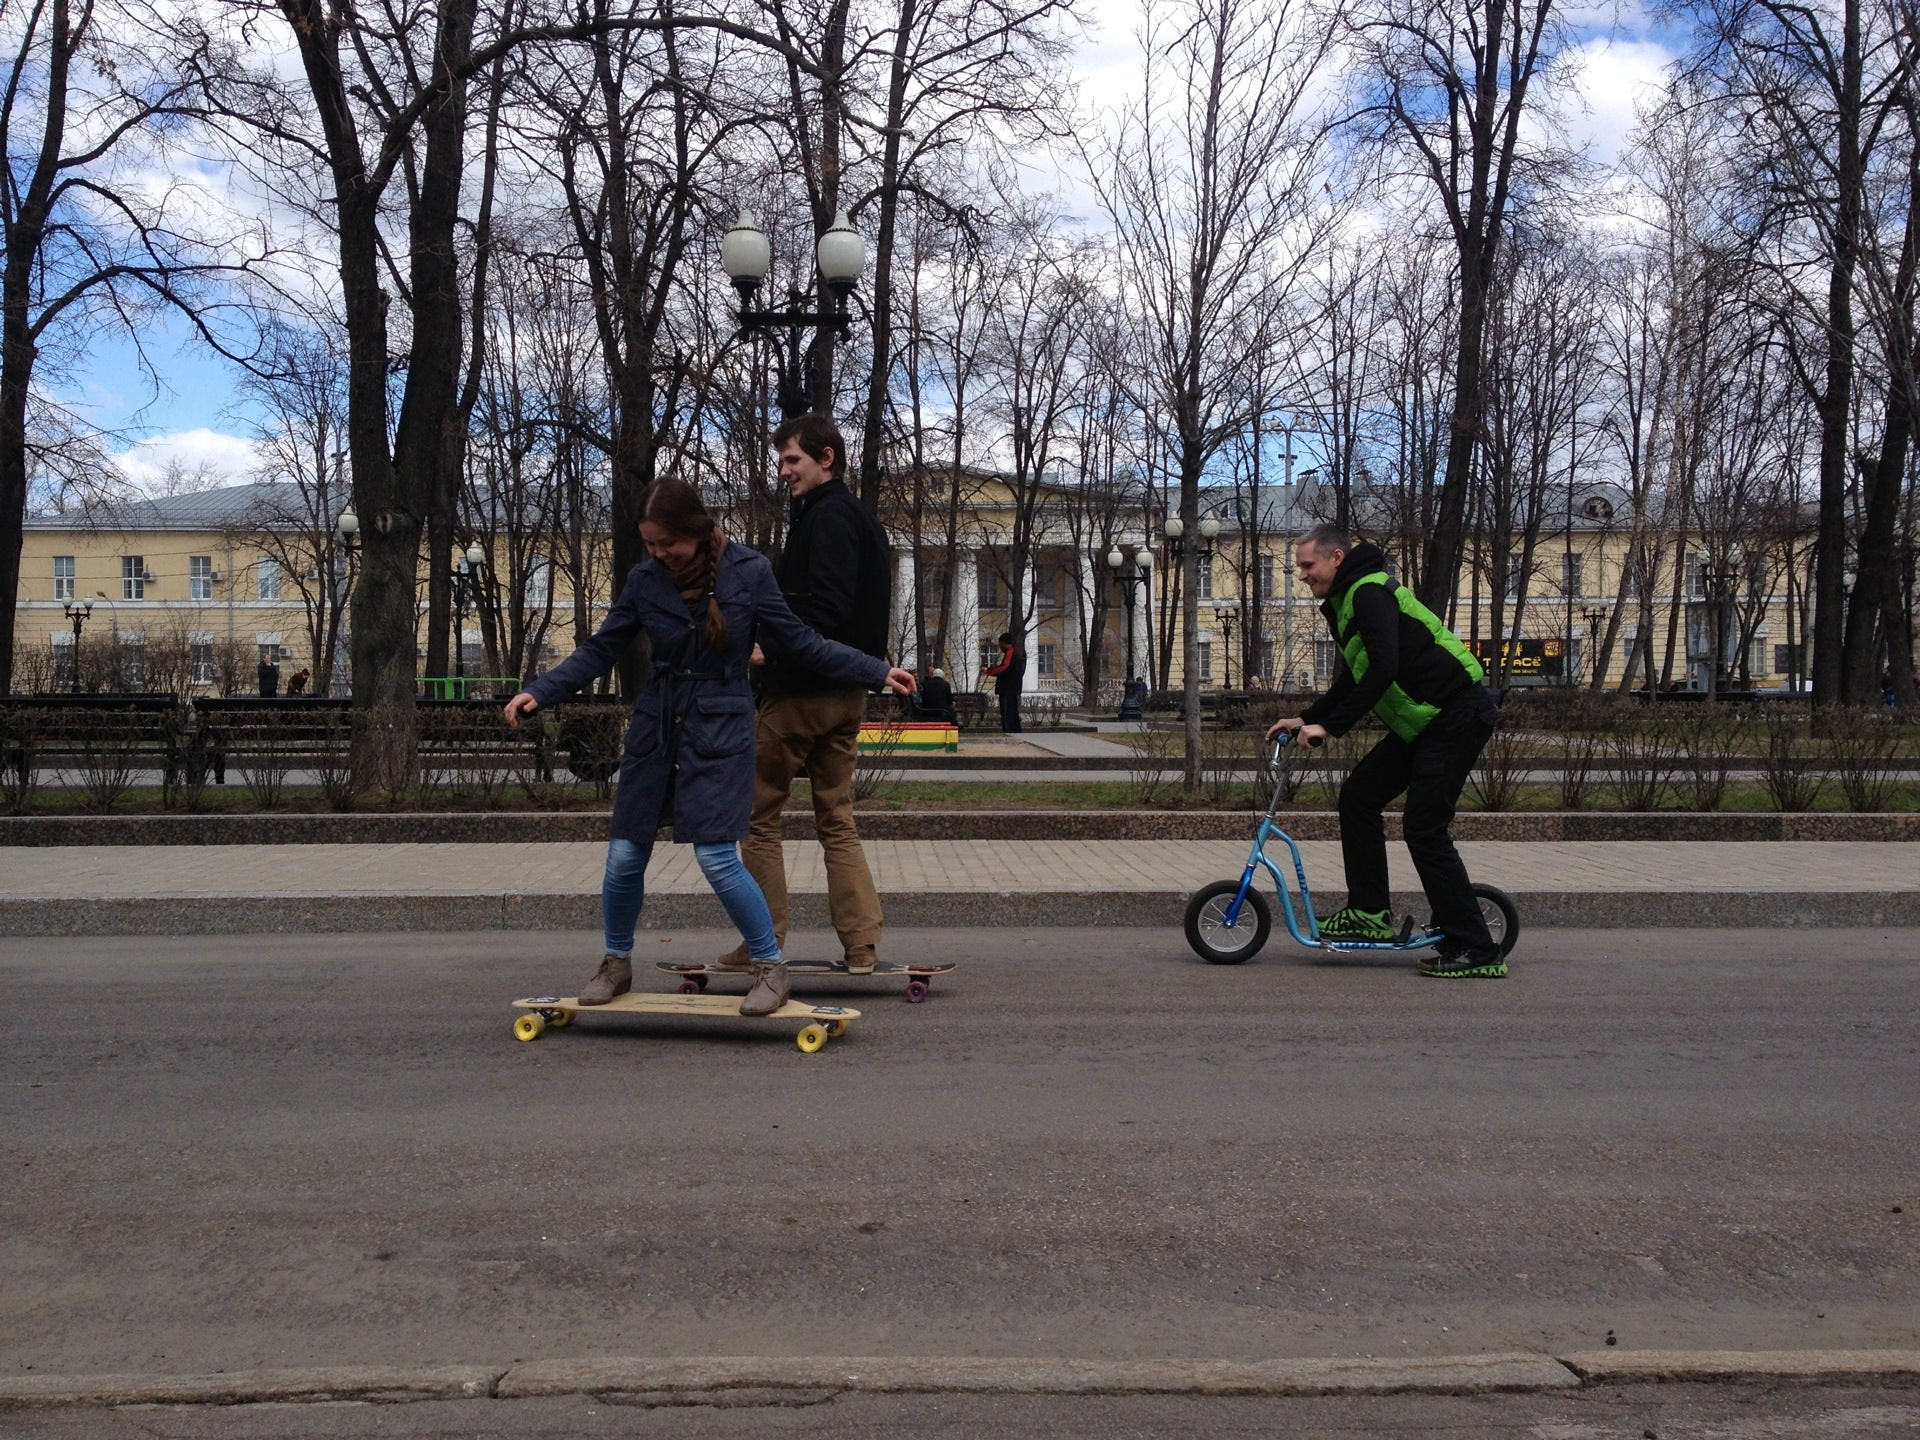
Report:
13,476,1815,703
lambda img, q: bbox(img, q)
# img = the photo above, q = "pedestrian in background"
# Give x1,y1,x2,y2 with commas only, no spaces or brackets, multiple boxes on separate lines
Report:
984,630,1024,733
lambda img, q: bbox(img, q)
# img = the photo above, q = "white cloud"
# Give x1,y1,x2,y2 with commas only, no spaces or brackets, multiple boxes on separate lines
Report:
1562,37,1677,167
114,429,261,494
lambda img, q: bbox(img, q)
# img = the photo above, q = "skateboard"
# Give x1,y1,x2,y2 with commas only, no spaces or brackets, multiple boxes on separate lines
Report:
510,992,859,1053
656,958,956,1004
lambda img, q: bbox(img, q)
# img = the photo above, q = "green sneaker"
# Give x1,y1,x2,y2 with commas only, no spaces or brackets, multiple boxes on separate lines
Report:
1319,906,1395,940
1419,940,1507,979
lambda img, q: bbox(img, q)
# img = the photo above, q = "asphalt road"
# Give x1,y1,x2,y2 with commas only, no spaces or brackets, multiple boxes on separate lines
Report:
5,1384,1920,1439
3,927,1917,1377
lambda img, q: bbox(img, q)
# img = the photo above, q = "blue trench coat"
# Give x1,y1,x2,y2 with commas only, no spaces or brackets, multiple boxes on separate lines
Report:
526,541,890,845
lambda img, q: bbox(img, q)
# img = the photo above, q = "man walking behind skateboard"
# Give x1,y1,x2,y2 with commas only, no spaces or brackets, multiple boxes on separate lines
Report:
723,414,892,974
1265,524,1506,978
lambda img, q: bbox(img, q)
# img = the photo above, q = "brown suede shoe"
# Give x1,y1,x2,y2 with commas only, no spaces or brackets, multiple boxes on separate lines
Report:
843,946,878,976
711,943,755,973
740,963,790,1016
578,952,632,1006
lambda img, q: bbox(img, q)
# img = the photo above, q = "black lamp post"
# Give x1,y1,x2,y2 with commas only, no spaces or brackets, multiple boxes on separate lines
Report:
1105,539,1152,720
62,598,93,694
1705,563,1736,694
450,543,485,684
1214,604,1237,689
721,210,867,419
1582,605,1607,685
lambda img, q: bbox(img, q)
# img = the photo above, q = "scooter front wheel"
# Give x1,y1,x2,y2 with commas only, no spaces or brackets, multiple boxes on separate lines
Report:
1185,880,1273,964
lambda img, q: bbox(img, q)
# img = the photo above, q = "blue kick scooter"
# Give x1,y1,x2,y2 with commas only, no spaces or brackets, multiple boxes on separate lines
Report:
1183,731,1520,965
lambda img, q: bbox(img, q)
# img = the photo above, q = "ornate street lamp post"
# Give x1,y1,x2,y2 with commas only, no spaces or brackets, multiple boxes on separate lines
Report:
721,210,867,419
1582,605,1608,686
1214,604,1237,689
1105,539,1152,720
450,543,485,684
62,598,93,694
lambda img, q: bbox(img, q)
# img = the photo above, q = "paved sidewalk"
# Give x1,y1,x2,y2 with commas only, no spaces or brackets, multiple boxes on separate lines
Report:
1,839,1915,934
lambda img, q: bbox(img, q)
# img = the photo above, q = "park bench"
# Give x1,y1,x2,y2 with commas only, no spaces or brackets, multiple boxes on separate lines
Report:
0,694,190,798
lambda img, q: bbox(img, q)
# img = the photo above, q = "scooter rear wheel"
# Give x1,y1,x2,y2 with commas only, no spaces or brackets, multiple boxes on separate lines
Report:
1442,882,1520,959
1185,880,1272,964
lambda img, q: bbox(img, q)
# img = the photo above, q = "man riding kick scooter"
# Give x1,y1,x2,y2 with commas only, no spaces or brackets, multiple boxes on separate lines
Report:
1265,524,1507,978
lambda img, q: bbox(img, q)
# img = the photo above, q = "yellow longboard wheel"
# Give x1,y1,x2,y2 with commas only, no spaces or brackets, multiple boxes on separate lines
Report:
796,1023,828,1054
825,1018,849,1038
513,1013,545,1042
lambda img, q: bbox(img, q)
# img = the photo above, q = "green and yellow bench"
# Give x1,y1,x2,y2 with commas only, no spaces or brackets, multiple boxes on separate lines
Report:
857,720,958,753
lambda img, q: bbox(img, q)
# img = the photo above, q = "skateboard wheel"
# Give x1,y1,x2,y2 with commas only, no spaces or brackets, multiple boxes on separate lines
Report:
542,1008,570,1028
512,1013,545,1043
694,974,709,992
796,1023,828,1053
825,1018,849,1038
678,979,700,994
904,979,929,1004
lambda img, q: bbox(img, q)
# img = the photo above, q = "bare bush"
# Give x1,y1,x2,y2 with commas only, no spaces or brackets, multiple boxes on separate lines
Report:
238,723,292,809
1203,727,1260,807
1468,721,1527,811
1674,706,1741,812
1126,723,1180,806
1822,705,1902,812
1609,713,1678,811
852,720,906,803
1760,707,1827,812
66,720,141,813
0,708,36,813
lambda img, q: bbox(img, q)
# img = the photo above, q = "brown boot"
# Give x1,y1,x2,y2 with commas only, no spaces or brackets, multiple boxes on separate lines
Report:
578,952,632,1006
740,963,790,1017
843,946,878,976
711,943,755,973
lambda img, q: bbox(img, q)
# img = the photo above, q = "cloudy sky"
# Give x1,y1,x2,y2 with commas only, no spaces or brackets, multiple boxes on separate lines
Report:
88,0,1677,495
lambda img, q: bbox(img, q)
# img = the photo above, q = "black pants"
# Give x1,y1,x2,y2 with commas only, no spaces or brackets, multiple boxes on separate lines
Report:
1337,684,1499,951
998,689,1022,733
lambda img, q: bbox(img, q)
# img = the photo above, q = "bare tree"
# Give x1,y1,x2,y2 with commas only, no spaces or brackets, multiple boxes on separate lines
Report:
1091,0,1337,790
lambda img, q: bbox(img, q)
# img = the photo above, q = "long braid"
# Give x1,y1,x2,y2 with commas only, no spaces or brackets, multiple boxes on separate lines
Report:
701,525,727,646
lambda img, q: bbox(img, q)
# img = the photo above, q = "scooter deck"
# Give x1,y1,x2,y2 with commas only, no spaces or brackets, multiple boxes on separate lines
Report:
656,959,954,1004
510,992,859,1052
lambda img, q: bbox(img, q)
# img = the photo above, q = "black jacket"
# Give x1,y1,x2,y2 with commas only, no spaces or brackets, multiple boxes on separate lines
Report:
1302,542,1476,738
759,478,892,697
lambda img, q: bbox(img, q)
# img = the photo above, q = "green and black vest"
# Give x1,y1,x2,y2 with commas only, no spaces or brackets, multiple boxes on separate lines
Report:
1332,572,1485,741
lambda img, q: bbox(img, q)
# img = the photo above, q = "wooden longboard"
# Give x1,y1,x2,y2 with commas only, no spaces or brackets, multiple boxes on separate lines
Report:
656,959,955,1004
510,991,859,1052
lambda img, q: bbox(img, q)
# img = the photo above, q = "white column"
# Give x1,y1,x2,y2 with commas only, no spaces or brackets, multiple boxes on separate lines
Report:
956,548,981,690
894,546,917,670
1019,560,1038,693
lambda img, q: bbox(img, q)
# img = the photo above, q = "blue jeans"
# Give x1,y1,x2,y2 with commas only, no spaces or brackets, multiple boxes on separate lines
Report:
602,838,781,961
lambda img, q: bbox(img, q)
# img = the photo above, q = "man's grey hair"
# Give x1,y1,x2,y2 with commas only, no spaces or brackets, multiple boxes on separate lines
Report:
1299,523,1353,555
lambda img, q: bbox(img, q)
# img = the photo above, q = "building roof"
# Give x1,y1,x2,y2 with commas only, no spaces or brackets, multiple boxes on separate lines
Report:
25,483,337,532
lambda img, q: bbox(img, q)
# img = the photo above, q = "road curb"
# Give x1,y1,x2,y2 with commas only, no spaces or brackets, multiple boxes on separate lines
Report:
493,1351,1574,1398
1560,1348,1920,1384
4,887,1920,936
0,1363,502,1408
6,1350,1919,1409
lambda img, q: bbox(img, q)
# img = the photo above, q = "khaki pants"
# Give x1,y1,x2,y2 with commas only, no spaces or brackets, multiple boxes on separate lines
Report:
739,688,882,960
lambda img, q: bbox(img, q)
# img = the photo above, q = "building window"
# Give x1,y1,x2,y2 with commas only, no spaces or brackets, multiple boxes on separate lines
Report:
1258,554,1275,595
1561,554,1583,596
1037,641,1057,678
257,559,281,602
1774,642,1804,677
191,642,215,686
1257,640,1275,681
190,555,214,600
976,568,1002,610
1315,638,1339,682
54,555,74,600
979,638,1003,674
1195,555,1213,600
1197,640,1212,680
50,634,73,689
118,633,146,688
526,559,551,609
122,556,146,601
